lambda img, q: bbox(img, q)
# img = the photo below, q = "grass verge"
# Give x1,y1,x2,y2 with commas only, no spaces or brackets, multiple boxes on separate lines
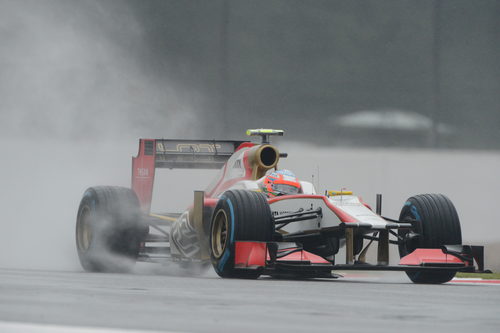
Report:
456,272,500,279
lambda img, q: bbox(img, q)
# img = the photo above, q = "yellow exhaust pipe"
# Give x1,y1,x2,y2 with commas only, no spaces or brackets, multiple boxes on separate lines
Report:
247,144,280,179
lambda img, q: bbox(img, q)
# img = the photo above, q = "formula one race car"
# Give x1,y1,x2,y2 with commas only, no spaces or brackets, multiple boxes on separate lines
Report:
76,129,485,283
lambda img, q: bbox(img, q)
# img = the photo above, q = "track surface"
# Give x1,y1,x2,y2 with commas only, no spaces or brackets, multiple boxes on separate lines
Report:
0,267,499,333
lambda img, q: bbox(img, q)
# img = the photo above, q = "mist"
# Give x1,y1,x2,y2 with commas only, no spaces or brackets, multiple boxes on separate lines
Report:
0,0,204,270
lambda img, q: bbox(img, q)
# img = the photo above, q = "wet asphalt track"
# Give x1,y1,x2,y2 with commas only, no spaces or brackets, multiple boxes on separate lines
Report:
0,267,499,333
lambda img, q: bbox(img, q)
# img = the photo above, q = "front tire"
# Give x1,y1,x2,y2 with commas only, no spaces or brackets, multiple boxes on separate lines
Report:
209,190,274,279
76,186,147,273
398,194,462,284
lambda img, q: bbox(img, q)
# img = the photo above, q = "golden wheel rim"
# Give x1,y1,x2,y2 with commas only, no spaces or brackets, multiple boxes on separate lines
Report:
211,209,229,259
77,206,92,251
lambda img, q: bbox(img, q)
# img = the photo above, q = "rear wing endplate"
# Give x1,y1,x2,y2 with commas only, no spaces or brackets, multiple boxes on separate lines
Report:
132,139,249,211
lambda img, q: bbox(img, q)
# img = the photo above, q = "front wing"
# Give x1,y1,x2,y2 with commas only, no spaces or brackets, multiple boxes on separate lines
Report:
233,241,481,277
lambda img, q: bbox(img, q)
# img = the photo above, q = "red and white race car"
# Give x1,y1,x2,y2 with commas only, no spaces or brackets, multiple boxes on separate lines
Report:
76,129,484,283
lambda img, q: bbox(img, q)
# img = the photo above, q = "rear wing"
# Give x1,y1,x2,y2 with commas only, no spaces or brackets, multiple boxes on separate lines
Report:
154,139,248,169
132,139,250,212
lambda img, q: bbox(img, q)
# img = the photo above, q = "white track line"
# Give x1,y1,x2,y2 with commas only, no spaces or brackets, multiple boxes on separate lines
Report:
450,278,500,286
0,321,179,333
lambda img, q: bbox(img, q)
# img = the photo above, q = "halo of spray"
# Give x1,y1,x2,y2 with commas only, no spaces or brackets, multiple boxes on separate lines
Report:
0,1,205,271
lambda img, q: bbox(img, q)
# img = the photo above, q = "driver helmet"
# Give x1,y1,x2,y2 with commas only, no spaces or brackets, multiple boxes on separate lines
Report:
262,169,301,197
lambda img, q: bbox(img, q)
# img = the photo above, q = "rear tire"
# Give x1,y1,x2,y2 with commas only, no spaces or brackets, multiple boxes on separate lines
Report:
209,190,274,279
76,186,147,273
398,194,462,284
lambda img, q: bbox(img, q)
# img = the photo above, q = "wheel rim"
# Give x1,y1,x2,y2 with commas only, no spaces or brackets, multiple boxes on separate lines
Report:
399,214,419,255
77,206,92,251
211,209,229,259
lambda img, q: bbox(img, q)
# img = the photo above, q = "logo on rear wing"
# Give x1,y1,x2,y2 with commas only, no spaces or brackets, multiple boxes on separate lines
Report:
155,141,240,155
156,142,223,154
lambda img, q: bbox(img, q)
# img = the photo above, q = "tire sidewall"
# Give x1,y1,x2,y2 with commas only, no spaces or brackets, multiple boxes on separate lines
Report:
209,195,237,277
398,199,423,256
76,188,107,271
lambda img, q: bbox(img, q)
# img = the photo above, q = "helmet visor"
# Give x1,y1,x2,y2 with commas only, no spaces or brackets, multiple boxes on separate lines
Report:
272,183,300,195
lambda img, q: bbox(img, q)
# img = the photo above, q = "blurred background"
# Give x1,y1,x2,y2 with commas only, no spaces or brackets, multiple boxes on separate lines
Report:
0,0,499,271
1,0,499,147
